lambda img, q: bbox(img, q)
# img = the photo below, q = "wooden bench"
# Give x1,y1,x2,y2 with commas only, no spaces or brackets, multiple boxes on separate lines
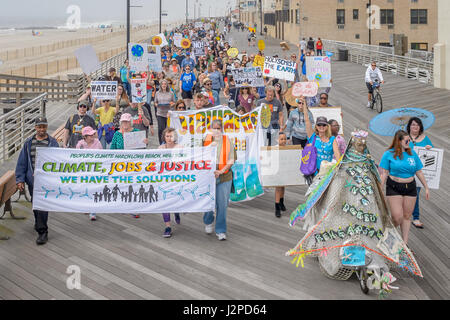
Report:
0,170,24,240
52,124,66,146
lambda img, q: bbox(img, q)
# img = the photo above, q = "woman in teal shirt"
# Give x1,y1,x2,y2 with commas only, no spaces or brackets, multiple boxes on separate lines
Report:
379,130,430,245
407,117,433,229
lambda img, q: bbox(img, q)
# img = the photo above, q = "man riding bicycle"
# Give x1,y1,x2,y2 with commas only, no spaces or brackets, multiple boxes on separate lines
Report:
365,61,384,108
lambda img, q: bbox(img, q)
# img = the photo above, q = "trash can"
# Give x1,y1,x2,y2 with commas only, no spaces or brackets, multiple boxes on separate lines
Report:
338,49,348,61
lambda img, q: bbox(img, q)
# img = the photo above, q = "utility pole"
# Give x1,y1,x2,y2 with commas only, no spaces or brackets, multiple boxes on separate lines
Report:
186,0,188,24
259,0,263,35
368,0,372,45
127,0,130,59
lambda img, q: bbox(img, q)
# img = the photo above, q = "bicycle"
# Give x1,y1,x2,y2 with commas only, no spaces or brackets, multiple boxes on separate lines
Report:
370,80,383,113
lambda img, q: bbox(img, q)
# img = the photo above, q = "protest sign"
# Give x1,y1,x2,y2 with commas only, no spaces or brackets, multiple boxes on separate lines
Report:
192,40,205,57
74,45,100,75
260,145,307,187
32,147,217,213
306,56,332,87
253,55,265,68
124,130,147,150
130,78,147,103
309,107,343,135
153,33,168,47
128,43,149,71
173,33,183,47
91,81,117,100
168,106,265,202
147,45,162,72
263,56,297,81
195,22,203,29
413,147,443,189
227,47,239,58
230,67,264,88
292,82,319,97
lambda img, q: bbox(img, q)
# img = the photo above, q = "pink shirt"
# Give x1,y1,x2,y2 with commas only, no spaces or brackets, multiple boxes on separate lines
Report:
76,139,103,150
335,135,346,158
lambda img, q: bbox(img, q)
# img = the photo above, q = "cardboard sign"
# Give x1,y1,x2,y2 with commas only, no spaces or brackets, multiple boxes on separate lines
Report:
129,43,149,71
74,45,100,75
292,82,318,97
309,107,343,135
91,81,117,100
130,78,147,103
227,47,239,58
253,55,265,68
153,33,168,47
263,56,297,81
147,45,162,72
413,147,443,189
173,33,183,47
230,67,264,88
306,56,332,87
123,130,147,149
260,145,307,187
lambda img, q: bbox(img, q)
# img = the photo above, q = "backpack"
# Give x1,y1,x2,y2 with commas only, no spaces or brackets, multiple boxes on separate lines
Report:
300,135,317,176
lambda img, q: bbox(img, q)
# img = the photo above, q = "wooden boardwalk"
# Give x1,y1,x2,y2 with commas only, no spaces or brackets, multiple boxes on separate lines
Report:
0,27,448,300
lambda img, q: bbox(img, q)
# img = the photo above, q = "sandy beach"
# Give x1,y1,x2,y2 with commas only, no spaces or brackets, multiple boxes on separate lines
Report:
0,21,183,79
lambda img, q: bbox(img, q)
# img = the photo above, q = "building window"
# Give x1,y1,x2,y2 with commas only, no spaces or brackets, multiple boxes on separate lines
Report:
411,9,427,24
337,9,345,24
264,13,276,26
295,9,300,24
291,10,293,23
355,34,360,39
353,9,359,20
411,43,428,51
380,9,394,24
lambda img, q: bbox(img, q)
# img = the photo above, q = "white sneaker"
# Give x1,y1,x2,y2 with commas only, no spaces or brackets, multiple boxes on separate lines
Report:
216,233,227,241
205,224,214,234
367,101,371,108
89,213,97,221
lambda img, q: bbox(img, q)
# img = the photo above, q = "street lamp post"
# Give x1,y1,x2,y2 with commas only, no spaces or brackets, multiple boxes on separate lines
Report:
126,0,143,59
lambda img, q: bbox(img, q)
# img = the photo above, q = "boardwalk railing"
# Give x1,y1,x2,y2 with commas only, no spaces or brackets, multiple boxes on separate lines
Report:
0,93,47,163
323,39,434,84
0,74,78,105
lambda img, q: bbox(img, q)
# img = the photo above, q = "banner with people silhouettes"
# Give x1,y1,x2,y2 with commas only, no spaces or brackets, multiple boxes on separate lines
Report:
32,147,217,213
168,106,265,202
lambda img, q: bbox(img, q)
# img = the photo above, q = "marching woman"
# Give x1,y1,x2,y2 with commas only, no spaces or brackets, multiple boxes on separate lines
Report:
303,96,341,178
407,117,433,229
158,127,181,238
379,130,430,245
203,120,236,241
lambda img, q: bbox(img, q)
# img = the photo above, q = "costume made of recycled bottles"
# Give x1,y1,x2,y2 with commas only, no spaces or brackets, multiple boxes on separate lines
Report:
286,130,422,290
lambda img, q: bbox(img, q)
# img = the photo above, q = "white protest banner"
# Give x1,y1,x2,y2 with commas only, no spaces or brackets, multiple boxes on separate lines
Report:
128,43,149,71
130,78,147,103
91,81,117,100
292,82,319,97
173,33,183,47
413,147,443,189
32,147,217,213
306,56,332,87
263,56,297,81
124,130,147,150
309,107,343,135
74,45,100,74
168,106,266,202
261,145,306,187
192,41,205,57
147,45,162,72
230,67,264,88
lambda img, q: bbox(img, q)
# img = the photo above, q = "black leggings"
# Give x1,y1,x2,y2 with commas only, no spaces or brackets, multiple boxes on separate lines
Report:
292,137,307,148
157,116,167,145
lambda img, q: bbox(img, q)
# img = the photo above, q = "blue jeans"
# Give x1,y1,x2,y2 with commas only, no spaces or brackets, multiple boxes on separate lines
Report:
412,187,421,220
99,135,109,149
123,82,131,97
203,179,232,234
147,89,153,105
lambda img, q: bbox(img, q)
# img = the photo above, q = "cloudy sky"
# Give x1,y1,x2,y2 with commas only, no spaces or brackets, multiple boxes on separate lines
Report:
0,0,235,27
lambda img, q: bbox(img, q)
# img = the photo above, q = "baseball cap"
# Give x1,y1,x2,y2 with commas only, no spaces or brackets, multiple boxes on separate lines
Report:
82,126,96,136
109,67,116,72
316,116,328,126
186,51,191,55
35,116,48,126
120,113,132,122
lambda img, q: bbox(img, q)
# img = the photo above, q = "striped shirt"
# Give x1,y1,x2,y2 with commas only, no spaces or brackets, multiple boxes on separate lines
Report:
30,136,50,171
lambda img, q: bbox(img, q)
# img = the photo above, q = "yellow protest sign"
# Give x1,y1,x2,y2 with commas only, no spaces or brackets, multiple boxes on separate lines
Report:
253,55,265,68
227,47,239,58
257,40,265,51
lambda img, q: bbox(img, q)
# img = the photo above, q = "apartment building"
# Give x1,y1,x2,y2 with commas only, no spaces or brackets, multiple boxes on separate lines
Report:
242,0,437,52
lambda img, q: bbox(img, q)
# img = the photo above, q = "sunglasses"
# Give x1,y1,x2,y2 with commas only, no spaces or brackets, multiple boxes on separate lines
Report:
205,83,212,85
403,139,411,143
79,105,88,108
177,106,186,110
317,124,328,127
320,97,328,100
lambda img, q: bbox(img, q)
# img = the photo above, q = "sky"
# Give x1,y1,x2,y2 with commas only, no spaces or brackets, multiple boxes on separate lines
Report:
0,0,235,28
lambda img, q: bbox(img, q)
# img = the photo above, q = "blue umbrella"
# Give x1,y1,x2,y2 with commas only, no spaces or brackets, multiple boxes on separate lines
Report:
369,107,435,137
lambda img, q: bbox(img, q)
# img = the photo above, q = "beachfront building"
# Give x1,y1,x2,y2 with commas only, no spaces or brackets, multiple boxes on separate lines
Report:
241,0,437,52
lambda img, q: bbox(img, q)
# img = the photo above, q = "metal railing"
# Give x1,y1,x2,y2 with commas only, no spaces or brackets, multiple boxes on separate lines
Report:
322,39,434,84
0,93,47,163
